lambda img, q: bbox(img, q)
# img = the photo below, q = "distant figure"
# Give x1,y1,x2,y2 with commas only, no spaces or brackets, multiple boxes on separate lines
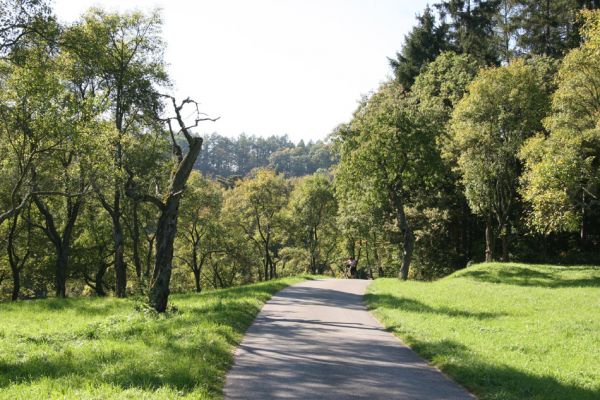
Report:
346,257,357,279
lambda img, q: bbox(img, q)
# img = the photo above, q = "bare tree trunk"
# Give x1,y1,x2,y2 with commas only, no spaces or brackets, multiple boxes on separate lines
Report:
7,213,28,301
389,182,413,280
131,201,143,284
146,96,216,312
501,223,510,262
112,191,127,298
191,248,203,293
149,138,203,310
95,263,108,296
193,269,202,292
11,271,20,301
485,214,495,262
397,204,414,281
145,233,155,279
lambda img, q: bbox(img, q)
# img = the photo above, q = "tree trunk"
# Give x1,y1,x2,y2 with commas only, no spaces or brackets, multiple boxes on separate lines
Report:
112,192,127,298
95,263,108,296
193,269,202,293
7,213,25,301
396,202,413,281
11,270,20,301
192,247,202,293
501,224,509,262
264,232,271,280
131,201,143,284
55,248,68,298
149,135,203,312
485,214,494,262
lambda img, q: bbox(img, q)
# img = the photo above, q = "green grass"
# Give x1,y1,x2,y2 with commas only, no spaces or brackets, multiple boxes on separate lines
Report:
0,277,307,399
366,263,600,400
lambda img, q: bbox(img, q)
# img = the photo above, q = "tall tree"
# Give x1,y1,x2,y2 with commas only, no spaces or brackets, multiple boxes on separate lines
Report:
410,51,481,270
176,171,223,293
223,169,291,282
436,0,502,64
450,59,551,261
65,8,168,297
335,82,442,280
520,10,600,241
130,96,217,312
389,6,448,90
287,173,338,274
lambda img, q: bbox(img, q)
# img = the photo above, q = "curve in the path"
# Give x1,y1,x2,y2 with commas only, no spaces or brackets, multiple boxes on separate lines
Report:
224,279,474,400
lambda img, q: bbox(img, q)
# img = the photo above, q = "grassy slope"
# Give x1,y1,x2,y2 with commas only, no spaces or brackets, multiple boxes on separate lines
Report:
366,263,600,400
0,277,305,399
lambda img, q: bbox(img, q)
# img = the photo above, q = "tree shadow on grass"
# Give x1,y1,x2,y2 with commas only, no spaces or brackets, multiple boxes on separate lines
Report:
365,293,507,319
460,265,600,288
386,335,600,400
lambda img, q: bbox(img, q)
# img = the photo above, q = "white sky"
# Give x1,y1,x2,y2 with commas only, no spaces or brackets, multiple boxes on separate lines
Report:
53,0,431,143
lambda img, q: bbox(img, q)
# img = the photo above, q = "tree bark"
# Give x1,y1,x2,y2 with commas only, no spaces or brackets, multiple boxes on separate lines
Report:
193,268,202,293
95,262,108,296
7,213,28,301
11,271,20,301
149,135,203,312
112,190,127,298
485,214,495,262
501,224,509,262
131,201,143,284
398,207,414,281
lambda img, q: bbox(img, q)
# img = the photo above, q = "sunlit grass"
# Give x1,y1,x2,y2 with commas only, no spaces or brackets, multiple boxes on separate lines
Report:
366,263,600,400
0,277,306,399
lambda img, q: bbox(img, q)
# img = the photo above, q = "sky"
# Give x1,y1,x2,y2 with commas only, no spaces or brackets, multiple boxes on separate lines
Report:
53,0,431,143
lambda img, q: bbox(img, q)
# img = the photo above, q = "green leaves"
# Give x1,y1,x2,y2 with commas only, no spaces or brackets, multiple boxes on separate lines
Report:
450,59,550,217
520,11,600,234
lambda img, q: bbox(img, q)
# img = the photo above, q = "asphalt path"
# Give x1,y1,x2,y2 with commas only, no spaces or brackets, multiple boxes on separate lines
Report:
224,279,474,399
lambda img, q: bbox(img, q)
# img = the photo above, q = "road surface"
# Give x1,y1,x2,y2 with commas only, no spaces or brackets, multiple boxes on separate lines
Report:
224,279,474,399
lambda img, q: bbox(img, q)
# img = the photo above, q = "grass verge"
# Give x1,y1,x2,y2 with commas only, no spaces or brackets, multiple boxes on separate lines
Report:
0,276,306,399
366,263,600,400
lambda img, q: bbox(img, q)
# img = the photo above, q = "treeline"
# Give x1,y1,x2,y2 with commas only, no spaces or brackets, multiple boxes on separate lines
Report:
0,0,338,308
334,0,600,279
1,0,600,309
194,134,337,179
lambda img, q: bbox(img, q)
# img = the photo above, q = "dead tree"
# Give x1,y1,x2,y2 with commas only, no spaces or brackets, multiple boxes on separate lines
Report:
129,96,217,311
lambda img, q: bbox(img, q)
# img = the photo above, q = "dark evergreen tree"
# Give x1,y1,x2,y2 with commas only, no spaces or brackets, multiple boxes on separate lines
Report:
389,6,449,90
436,0,502,65
511,0,581,57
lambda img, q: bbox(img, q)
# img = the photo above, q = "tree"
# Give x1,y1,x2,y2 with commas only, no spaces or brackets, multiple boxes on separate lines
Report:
335,82,442,280
222,169,291,282
436,0,502,65
389,6,448,90
287,173,338,274
64,8,168,297
520,10,600,240
511,0,581,57
410,51,482,272
176,171,223,292
450,59,551,261
137,96,217,312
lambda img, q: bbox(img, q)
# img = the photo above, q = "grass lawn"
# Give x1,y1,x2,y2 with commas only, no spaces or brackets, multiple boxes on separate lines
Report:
0,277,305,399
366,263,600,400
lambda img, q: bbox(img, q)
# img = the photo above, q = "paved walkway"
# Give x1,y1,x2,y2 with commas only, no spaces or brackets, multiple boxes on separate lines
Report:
224,279,474,399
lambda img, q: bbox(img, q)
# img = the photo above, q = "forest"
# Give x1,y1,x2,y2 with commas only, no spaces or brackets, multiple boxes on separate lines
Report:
1,0,599,314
